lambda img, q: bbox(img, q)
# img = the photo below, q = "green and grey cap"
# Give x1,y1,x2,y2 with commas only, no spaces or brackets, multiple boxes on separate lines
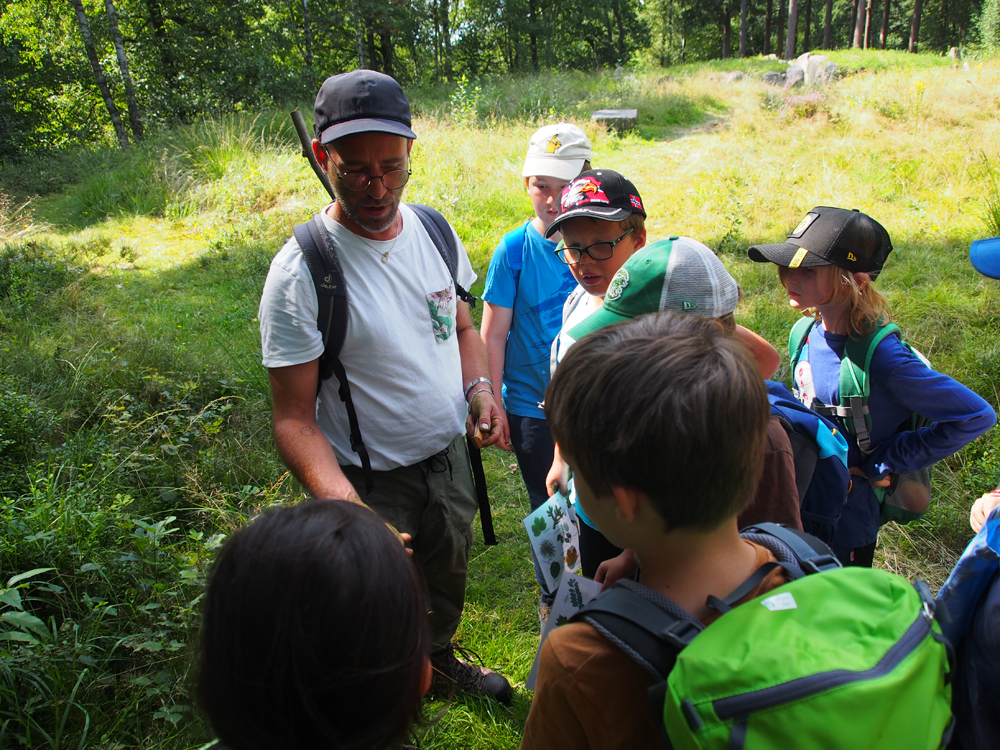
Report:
568,236,740,340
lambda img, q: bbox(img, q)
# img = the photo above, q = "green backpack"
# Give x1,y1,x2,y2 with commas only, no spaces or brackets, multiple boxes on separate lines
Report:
789,317,933,525
572,523,954,750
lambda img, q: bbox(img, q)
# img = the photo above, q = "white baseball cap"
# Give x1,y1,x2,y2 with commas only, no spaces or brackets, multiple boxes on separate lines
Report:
521,123,592,181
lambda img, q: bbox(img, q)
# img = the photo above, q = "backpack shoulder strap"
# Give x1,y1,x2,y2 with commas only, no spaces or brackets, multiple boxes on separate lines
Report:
292,215,373,494
410,204,476,307
836,322,900,454
504,223,529,283
570,580,704,680
550,286,588,376
293,215,348,376
740,522,842,574
788,316,815,373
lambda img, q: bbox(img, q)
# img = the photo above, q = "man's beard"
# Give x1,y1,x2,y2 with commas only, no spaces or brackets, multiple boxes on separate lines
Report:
330,179,403,235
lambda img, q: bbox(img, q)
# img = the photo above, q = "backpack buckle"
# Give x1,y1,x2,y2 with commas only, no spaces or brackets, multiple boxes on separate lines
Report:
661,619,702,650
800,554,841,574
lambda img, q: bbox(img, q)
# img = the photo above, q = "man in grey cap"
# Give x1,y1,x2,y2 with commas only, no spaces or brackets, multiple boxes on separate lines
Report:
258,70,512,703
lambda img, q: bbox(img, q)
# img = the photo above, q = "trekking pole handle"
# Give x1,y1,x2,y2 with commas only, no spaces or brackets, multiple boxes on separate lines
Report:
290,108,337,202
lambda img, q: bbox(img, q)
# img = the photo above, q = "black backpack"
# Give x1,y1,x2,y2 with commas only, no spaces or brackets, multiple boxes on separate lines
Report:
292,205,496,543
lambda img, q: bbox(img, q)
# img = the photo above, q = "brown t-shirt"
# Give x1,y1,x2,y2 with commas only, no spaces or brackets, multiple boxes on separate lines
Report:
738,416,802,531
520,542,790,750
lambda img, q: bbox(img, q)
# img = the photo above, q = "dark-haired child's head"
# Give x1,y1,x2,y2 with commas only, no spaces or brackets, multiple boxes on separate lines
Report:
198,500,430,750
545,313,769,534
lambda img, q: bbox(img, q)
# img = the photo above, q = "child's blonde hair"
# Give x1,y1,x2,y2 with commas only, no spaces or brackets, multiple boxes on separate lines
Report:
778,265,891,336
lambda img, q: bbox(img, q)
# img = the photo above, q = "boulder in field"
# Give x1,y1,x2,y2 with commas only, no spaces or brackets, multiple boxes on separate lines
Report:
762,70,785,86
786,65,805,88
806,55,828,84
820,61,840,82
723,71,746,83
591,109,639,134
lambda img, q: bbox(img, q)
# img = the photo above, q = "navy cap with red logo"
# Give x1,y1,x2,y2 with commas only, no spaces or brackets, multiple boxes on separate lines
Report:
544,169,646,239
747,206,893,279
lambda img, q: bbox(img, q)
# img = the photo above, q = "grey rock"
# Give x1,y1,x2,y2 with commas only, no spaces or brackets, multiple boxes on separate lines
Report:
786,65,805,88
820,61,840,82
591,108,639,134
722,71,746,83
806,55,828,85
795,52,812,72
762,71,785,86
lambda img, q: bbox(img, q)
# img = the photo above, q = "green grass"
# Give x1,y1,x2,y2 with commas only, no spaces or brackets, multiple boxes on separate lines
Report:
2,49,1000,748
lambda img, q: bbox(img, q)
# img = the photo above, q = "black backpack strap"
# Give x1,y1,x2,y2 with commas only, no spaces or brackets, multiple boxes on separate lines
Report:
409,204,476,307
740,522,842,574
293,215,373,494
570,580,704,680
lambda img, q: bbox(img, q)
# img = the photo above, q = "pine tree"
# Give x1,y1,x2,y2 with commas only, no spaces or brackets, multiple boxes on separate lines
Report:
980,0,1000,50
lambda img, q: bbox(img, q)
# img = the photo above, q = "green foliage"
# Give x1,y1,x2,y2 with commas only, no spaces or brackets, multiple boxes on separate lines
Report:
979,0,1000,50
531,517,546,537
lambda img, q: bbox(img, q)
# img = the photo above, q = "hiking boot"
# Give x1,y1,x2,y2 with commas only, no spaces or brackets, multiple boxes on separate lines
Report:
430,643,513,705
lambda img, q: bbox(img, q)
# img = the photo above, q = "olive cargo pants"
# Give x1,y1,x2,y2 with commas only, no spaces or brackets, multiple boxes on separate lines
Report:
340,433,478,650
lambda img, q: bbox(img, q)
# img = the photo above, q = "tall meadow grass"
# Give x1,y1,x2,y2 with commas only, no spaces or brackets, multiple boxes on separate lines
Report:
2,51,1000,748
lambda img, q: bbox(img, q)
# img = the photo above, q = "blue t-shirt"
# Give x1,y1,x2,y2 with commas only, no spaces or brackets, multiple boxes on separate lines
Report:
482,221,578,417
793,323,996,548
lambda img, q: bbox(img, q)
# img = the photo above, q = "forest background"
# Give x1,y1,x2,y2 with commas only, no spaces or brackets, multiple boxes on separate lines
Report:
4,0,1000,157
3,0,1000,747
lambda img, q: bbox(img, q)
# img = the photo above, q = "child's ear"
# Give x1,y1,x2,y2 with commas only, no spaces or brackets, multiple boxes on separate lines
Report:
610,484,643,522
851,271,870,290
419,656,433,698
633,226,647,250
524,177,531,191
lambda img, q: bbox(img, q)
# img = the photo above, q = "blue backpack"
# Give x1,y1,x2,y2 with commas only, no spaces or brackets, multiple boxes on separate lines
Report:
766,381,851,543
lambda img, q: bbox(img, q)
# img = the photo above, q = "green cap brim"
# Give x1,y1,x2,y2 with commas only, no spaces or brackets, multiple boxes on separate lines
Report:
567,304,633,341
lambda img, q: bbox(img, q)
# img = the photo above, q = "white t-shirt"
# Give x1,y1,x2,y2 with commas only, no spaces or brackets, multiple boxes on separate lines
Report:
553,288,603,370
258,203,477,470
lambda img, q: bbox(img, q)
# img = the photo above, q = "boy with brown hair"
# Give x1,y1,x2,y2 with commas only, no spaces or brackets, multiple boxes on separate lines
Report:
522,313,790,749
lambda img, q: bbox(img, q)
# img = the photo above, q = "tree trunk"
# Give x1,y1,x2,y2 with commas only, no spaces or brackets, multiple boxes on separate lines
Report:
765,0,773,54
352,0,366,67
909,0,922,51
301,0,314,73
366,29,378,71
777,0,786,56
853,0,867,46
441,0,452,80
803,0,811,49
941,0,949,49
823,0,833,47
850,0,859,42
380,31,393,77
863,0,872,47
69,0,129,148
740,0,749,55
723,3,732,58
528,0,540,72
880,0,890,48
104,0,143,142
785,0,798,59
611,0,628,64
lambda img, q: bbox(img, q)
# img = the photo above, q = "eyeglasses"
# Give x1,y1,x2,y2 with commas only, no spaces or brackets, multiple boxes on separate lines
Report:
334,167,411,192
556,227,634,265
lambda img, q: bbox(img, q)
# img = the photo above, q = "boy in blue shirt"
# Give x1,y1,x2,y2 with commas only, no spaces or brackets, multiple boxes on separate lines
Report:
481,124,591,604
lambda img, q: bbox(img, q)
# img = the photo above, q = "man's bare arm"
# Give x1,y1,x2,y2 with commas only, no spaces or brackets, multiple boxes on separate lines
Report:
456,300,504,447
480,302,513,449
268,360,360,501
